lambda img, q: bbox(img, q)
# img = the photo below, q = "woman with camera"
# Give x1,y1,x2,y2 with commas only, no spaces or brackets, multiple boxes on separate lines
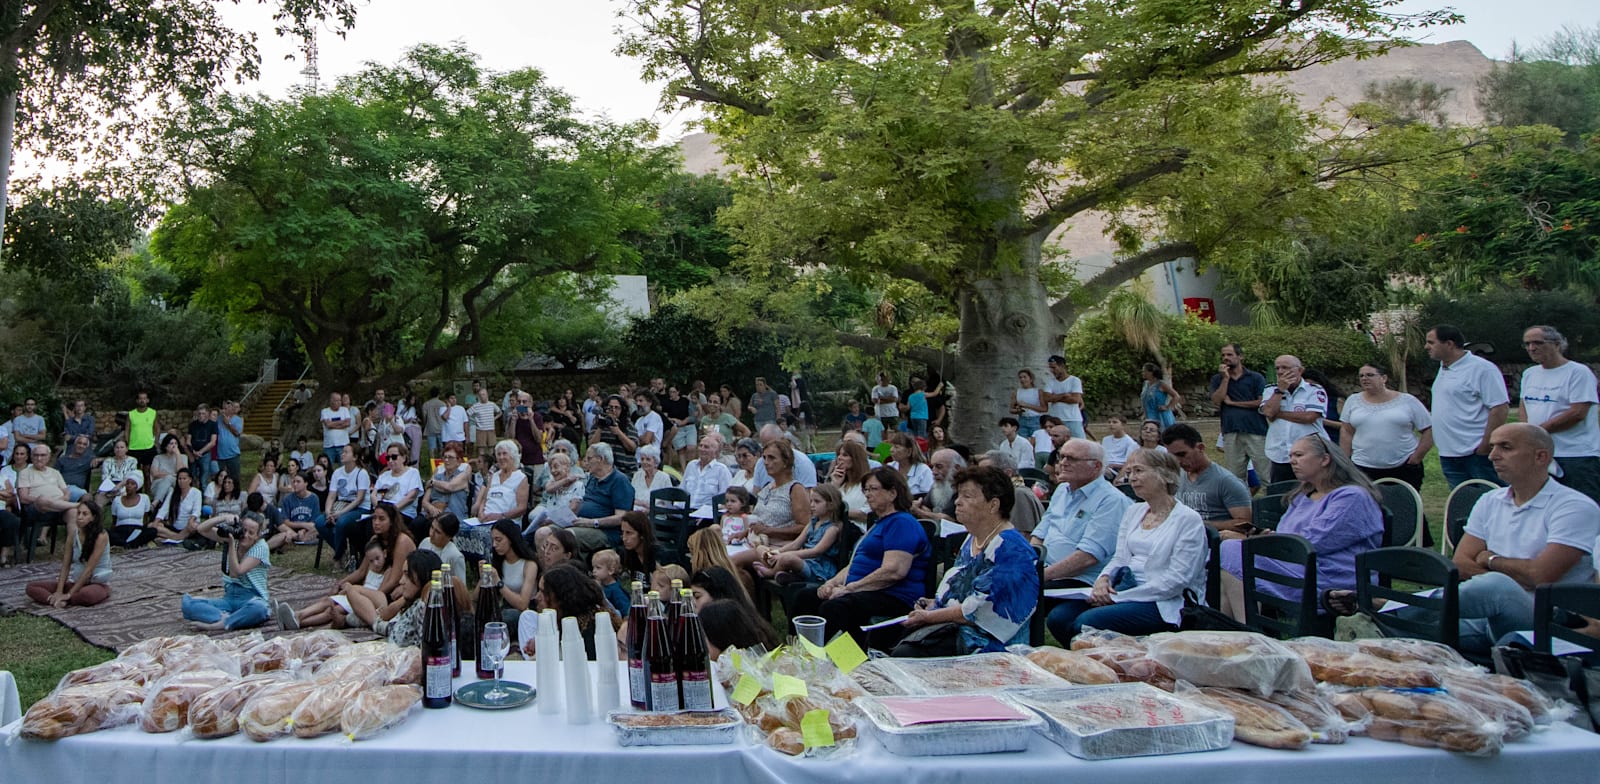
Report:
590,395,639,475
180,511,273,631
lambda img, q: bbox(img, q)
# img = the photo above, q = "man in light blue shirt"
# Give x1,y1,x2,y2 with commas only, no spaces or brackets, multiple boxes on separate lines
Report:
1029,439,1132,585
216,400,243,484
750,424,818,489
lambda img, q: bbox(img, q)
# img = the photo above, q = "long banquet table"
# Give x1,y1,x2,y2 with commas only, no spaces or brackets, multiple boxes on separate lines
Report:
4,661,1599,784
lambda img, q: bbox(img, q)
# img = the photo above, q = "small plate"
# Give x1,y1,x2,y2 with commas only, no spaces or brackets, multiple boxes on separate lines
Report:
455,680,536,710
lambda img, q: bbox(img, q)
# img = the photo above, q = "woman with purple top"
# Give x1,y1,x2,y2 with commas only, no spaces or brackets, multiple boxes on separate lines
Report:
1217,434,1384,621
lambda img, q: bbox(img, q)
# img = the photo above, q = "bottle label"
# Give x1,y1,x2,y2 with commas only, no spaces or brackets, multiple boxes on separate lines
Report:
425,658,453,700
629,661,647,705
649,674,680,712
681,671,713,711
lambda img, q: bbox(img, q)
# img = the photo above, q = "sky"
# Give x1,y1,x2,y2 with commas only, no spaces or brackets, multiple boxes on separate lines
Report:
221,0,1598,143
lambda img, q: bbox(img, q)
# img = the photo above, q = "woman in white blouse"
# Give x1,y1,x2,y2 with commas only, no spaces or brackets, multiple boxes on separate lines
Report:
631,444,674,511
95,440,139,506
1044,448,1206,643
473,440,530,525
887,433,935,498
152,468,205,543
1339,362,1433,490
248,457,280,509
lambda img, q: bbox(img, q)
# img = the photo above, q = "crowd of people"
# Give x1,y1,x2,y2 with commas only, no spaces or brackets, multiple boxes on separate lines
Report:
3,320,1597,664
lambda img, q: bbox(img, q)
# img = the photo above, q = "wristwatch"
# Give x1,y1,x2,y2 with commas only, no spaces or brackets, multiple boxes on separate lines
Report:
1486,554,1500,570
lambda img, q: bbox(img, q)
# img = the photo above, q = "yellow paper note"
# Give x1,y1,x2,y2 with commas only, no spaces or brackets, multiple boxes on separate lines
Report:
824,634,868,674
772,673,808,701
731,674,762,706
800,709,836,749
730,650,744,670
797,635,826,659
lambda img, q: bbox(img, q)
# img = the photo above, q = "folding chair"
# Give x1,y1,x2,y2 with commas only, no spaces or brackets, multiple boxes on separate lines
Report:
1251,494,1286,531
648,487,693,568
1373,478,1424,548
1443,479,1497,556
1355,546,1460,648
1262,480,1301,497
1242,533,1331,639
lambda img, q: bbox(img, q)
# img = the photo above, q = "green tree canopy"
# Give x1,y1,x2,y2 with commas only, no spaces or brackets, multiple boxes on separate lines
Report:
149,43,675,393
618,0,1465,442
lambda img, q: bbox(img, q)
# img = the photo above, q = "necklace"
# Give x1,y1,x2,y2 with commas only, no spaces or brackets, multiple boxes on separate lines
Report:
972,522,1012,553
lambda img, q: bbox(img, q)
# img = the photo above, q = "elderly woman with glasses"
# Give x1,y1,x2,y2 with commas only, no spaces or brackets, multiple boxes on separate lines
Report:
1045,448,1207,643
790,467,933,648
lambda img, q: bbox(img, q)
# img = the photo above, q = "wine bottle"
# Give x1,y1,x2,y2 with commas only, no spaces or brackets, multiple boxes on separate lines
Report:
678,597,714,711
438,565,460,677
643,591,679,711
474,565,502,680
626,581,648,709
421,578,452,709
667,578,686,650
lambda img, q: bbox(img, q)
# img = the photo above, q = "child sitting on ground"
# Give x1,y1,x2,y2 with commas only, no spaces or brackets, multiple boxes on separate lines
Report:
276,540,385,630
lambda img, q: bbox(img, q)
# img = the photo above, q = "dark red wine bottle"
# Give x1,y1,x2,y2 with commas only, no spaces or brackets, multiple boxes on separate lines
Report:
473,565,502,679
644,591,680,711
421,579,452,708
627,581,649,709
438,565,460,677
678,594,714,711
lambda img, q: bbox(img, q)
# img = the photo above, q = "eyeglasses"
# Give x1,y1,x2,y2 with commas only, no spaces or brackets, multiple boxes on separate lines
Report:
1523,341,1548,347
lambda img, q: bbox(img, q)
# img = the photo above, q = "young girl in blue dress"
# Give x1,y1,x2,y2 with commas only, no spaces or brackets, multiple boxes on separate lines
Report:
752,484,851,584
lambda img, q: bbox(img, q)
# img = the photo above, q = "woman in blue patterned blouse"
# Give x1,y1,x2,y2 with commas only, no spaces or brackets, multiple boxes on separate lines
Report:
896,466,1039,656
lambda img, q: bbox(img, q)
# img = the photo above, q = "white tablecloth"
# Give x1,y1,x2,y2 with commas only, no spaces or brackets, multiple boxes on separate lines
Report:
3,661,1598,784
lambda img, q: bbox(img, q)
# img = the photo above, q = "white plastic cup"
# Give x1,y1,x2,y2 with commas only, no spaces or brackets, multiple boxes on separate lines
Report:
791,615,827,647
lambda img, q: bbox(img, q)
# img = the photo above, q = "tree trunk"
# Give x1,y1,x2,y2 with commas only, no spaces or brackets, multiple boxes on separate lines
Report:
947,236,1061,449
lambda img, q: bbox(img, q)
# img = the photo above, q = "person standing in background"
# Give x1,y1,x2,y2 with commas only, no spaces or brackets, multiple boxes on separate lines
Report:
126,392,162,476
422,387,446,460
1209,343,1270,487
216,401,243,484
1041,356,1085,438
1260,355,1328,484
1519,325,1600,505
870,372,900,434
60,400,95,450
1426,325,1509,488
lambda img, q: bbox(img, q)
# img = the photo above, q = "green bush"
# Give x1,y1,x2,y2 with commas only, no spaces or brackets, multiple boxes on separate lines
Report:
1222,324,1380,375
1062,313,1225,406
1417,290,1600,362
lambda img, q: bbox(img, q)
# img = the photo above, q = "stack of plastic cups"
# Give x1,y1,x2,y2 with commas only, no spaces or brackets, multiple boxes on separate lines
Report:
592,611,621,714
561,616,593,724
536,609,561,715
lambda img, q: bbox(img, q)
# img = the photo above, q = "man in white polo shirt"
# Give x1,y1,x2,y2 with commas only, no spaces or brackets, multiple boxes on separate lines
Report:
1519,324,1600,506
1445,423,1598,654
1259,354,1327,484
319,392,353,466
1427,324,1509,489
1042,355,1086,438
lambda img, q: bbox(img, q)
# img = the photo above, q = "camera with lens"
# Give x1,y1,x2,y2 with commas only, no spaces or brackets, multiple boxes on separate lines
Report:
593,414,615,430
215,519,244,539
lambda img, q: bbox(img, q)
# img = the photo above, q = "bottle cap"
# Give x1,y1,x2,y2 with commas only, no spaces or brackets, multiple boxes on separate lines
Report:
671,578,683,589
647,590,660,599
431,569,443,581
441,562,452,573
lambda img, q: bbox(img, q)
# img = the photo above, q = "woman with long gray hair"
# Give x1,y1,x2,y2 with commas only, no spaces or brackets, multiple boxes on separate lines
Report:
1216,434,1384,621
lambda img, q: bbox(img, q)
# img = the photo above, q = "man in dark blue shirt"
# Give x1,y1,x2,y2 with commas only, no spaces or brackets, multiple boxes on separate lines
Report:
1208,343,1270,487
573,443,635,548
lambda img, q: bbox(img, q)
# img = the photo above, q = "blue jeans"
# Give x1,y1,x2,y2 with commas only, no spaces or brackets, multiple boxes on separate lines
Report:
323,447,346,467
1064,421,1086,439
193,455,217,488
1018,413,1040,439
909,419,928,437
1046,599,1174,643
1439,454,1501,489
218,456,241,485
181,583,270,630
1396,572,1531,656
321,508,370,558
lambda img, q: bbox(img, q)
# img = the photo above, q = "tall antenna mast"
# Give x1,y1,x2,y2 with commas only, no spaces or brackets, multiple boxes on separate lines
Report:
300,28,321,94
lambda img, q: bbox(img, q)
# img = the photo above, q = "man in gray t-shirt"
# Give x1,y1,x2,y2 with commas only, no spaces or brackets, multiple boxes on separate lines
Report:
1162,423,1252,534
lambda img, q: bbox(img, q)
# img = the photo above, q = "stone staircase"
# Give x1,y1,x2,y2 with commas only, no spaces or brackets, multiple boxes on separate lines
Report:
242,380,299,439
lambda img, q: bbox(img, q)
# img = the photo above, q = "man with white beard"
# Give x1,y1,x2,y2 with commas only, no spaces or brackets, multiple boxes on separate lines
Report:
912,448,964,523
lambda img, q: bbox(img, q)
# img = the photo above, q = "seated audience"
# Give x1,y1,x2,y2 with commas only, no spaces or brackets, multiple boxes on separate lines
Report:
25,499,111,608
1030,439,1132,586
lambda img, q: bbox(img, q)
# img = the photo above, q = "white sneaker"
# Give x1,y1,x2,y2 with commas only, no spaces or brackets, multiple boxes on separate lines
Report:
275,601,299,631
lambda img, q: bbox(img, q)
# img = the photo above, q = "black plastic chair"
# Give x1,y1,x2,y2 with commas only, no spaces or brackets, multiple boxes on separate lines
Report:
1355,546,1460,648
22,507,64,564
1251,494,1286,531
709,492,726,528
648,487,693,568
1534,583,1600,657
1242,533,1330,639
1262,480,1301,497
1030,543,1047,646
1373,479,1424,549
1443,479,1497,556
1018,468,1051,484
1204,526,1221,608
